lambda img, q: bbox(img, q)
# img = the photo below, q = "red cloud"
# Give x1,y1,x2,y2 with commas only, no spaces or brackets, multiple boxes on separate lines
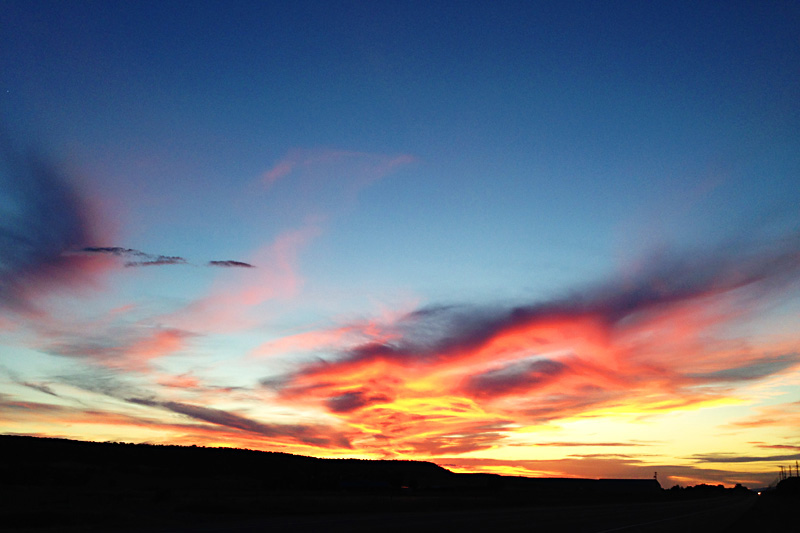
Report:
262,237,800,458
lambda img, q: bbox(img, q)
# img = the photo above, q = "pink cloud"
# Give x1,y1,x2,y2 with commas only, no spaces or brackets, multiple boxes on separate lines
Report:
115,328,195,372
251,317,399,359
168,223,320,334
156,373,202,389
259,149,415,217
0,139,118,317
262,159,296,189
43,326,195,373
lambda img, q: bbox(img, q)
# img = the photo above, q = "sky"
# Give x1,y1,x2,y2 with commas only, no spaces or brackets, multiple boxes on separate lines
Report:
1,1,799,489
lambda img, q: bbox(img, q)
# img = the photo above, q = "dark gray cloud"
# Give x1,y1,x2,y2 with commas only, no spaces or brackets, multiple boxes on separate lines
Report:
208,260,255,268
80,247,187,267
1,365,60,397
686,353,800,383
81,247,253,268
128,398,350,448
461,358,567,399
689,452,800,463
124,255,187,267
325,390,391,413
57,370,142,400
81,247,148,257
752,443,800,451
19,381,60,397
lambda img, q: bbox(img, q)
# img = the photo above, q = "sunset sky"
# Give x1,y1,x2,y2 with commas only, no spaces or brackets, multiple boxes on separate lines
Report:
2,1,799,488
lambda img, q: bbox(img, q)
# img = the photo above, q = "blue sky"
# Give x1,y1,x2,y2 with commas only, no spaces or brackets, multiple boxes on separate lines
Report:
2,1,799,487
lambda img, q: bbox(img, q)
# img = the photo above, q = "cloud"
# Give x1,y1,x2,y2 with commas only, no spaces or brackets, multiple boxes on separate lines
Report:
19,381,60,397
207,260,255,268
325,390,391,413
399,422,514,455
0,394,72,416
0,390,332,451
279,234,800,383
365,235,797,365
1,366,60,397
47,327,195,372
40,370,352,450
261,148,415,192
461,358,568,399
153,149,414,338
57,369,144,400
686,353,800,383
82,247,253,268
127,398,350,448
257,149,416,223
0,136,112,313
751,443,800,451
260,234,800,457
124,255,186,267
533,441,655,447
81,247,148,257
726,401,800,429
166,223,320,334
155,373,202,389
689,452,800,463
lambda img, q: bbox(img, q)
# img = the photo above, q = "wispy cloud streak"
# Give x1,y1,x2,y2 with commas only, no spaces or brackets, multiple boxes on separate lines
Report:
127,398,350,448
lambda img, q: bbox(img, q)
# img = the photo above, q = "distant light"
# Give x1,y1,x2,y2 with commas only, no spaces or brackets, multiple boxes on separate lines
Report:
757,491,761,496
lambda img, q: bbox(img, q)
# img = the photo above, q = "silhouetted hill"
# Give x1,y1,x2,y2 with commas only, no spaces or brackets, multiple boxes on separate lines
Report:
776,476,800,494
0,434,673,531
1,435,665,496
1,435,453,491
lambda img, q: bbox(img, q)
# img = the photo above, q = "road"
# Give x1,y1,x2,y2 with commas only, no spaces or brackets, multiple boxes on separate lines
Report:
134,493,756,533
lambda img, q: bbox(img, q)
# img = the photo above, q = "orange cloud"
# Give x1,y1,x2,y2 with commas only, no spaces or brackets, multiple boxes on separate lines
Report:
726,401,800,429
262,237,800,458
155,373,202,389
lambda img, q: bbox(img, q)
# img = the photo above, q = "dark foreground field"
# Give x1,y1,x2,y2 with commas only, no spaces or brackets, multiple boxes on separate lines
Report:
1,436,792,532
134,493,757,533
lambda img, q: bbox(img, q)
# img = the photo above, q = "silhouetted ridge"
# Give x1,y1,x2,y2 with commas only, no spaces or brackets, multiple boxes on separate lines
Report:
5,435,763,532
0,435,452,491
